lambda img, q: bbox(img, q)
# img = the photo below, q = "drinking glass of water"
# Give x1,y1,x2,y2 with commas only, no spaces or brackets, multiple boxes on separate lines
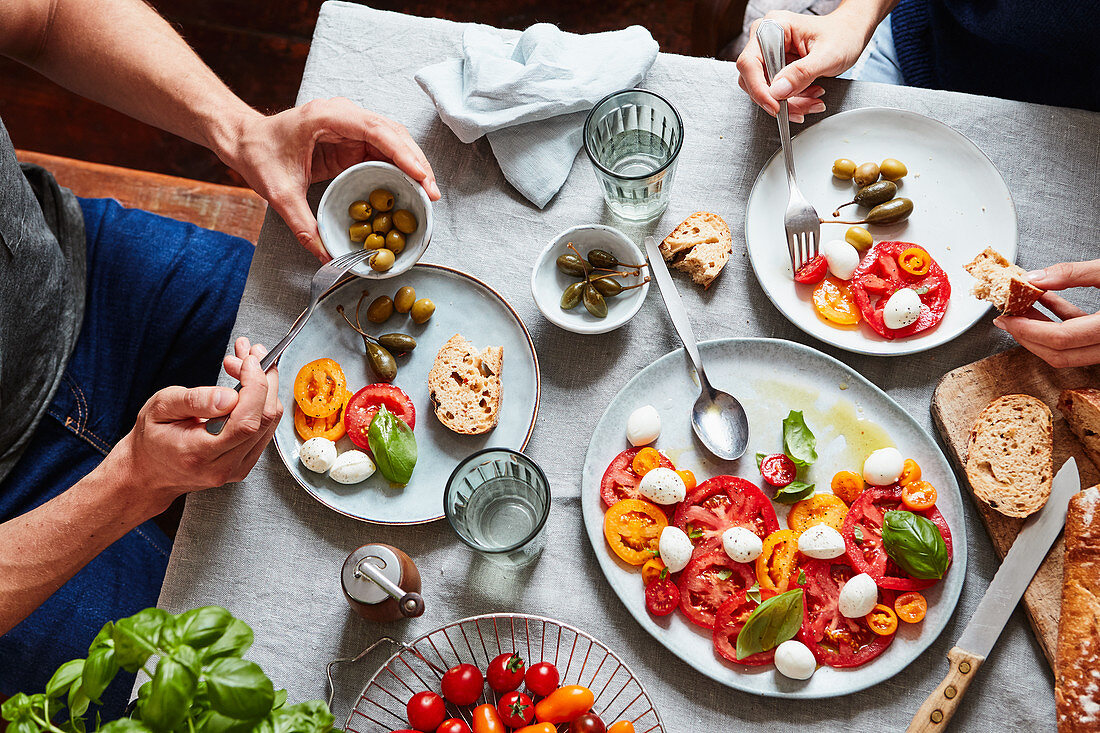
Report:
583,88,684,221
444,448,551,567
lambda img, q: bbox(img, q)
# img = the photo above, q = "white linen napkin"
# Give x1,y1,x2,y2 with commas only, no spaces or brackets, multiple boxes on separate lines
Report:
415,23,659,208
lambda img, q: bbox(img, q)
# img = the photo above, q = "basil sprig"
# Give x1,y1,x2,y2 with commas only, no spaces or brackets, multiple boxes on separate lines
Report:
774,480,815,504
367,406,418,485
782,411,818,467
736,588,804,660
881,510,950,580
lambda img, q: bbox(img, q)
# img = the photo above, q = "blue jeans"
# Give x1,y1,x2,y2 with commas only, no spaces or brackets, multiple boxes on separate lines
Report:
840,15,906,85
0,198,252,715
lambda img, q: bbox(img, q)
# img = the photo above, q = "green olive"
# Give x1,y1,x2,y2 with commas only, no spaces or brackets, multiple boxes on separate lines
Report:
410,298,435,324
592,277,622,297
366,296,394,323
879,158,908,181
348,200,373,221
845,226,873,250
369,188,395,212
864,197,914,225
377,333,416,353
853,162,881,187
363,232,386,250
372,213,393,234
365,341,397,382
556,254,591,277
560,281,584,310
392,209,417,234
371,248,396,272
833,180,897,215
385,229,406,254
582,283,608,318
832,158,857,179
394,286,416,313
349,222,372,243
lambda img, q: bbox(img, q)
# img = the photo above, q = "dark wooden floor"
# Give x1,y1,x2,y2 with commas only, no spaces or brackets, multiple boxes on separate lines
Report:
0,0,696,186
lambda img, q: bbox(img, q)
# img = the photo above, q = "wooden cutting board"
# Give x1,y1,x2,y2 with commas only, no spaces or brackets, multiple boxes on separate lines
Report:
932,347,1100,668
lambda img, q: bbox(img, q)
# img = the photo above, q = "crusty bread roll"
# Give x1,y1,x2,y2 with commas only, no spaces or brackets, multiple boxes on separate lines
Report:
965,394,1054,517
1059,389,1100,474
1056,485,1100,731
658,211,732,289
427,334,502,435
964,247,1044,315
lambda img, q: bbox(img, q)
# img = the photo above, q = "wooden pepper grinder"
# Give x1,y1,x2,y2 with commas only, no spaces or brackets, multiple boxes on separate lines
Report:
341,543,424,622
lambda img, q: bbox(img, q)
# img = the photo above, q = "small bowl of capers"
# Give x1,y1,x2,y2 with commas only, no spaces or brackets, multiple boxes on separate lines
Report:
316,161,433,278
531,224,650,335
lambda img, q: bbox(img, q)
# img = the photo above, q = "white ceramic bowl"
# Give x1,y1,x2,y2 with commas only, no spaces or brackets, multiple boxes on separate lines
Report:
531,225,649,334
316,161,433,278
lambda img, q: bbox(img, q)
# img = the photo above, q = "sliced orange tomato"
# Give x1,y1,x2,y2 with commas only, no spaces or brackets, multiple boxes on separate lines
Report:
898,247,931,276
866,603,899,635
604,499,668,566
787,494,848,535
901,480,938,511
895,591,928,623
755,529,801,593
534,686,594,724
676,469,697,491
899,458,922,486
830,470,865,505
293,358,347,418
293,404,346,442
812,277,861,326
608,723,636,733
641,557,667,586
631,447,662,477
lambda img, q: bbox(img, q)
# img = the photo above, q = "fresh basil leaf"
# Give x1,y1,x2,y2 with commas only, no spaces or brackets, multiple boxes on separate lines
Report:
736,589,804,660
140,646,199,731
271,701,334,733
746,583,762,605
203,618,254,662
774,480,815,504
273,690,288,711
782,411,818,467
853,526,864,544
8,720,40,733
367,406,418,485
80,647,118,703
165,606,232,650
99,721,154,733
67,686,90,719
882,510,949,579
687,525,704,540
45,660,84,699
112,608,169,672
1,693,32,722
755,453,768,470
716,569,733,581
205,658,275,721
798,569,807,585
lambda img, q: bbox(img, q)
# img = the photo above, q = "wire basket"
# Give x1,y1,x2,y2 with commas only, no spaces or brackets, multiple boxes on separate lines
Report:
340,613,664,732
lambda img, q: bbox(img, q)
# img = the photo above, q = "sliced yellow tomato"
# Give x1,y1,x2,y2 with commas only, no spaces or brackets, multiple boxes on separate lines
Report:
812,277,861,326
604,499,667,566
755,529,801,592
787,494,848,535
866,603,899,635
293,358,347,418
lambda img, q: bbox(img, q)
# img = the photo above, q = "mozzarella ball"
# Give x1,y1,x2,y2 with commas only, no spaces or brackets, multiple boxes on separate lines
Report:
329,450,377,484
883,288,922,330
638,467,687,505
626,405,662,447
659,526,693,573
774,640,817,680
838,572,879,618
797,524,846,559
722,527,763,563
863,447,905,486
822,239,861,280
299,437,337,473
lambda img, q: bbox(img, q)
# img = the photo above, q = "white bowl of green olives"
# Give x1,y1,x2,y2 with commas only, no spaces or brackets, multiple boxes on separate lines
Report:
317,161,433,278
531,225,650,335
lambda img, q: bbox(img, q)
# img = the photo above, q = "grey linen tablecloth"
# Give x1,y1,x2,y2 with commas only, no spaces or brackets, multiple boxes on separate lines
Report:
153,3,1100,729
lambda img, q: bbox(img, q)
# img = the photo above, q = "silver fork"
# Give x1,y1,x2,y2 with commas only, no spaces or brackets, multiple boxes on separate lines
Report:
205,248,376,435
757,19,820,272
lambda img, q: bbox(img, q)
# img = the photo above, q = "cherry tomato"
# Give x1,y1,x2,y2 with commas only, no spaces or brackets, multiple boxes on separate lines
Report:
899,458,922,486
830,471,865,505
471,704,506,733
524,662,559,697
406,691,446,732
794,254,829,285
487,652,525,693
676,469,697,491
534,686,595,724
570,713,607,733
630,447,662,476
441,663,484,706
513,725,556,733
644,577,680,617
436,721,472,733
497,691,534,728
607,723,636,733
901,480,938,511
866,603,899,635
895,591,928,623
760,453,797,487
641,557,666,586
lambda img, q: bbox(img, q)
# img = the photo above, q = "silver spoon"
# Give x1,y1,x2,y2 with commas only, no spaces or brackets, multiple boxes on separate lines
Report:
643,236,749,460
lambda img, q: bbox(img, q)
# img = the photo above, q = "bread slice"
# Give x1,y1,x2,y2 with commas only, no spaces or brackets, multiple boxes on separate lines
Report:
965,394,1054,517
1056,485,1100,731
658,211,732,289
1059,389,1100,474
427,334,503,435
964,247,1044,315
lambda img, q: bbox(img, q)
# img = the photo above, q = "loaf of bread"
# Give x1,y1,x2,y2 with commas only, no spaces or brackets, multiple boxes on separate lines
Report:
1056,485,1100,731
427,334,503,435
965,394,1054,517
658,211,732,289
1059,389,1100,474
964,247,1044,315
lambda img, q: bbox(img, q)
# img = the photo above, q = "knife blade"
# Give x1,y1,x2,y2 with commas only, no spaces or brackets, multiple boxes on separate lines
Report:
907,457,1080,732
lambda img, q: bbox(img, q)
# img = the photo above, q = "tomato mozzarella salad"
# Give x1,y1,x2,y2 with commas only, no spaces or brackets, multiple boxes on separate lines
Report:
600,406,951,681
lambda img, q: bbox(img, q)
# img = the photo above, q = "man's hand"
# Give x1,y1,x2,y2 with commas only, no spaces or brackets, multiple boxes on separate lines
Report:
995,260,1100,368
221,98,441,261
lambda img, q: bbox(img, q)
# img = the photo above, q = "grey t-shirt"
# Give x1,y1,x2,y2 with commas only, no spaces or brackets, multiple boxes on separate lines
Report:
0,117,86,483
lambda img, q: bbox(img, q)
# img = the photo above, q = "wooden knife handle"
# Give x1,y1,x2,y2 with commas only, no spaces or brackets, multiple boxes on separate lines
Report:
906,647,985,732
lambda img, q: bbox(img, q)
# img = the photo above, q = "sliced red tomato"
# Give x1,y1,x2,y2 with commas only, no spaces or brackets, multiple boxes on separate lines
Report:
713,588,778,666
677,550,757,629
849,241,951,339
841,485,953,591
344,384,416,451
794,255,829,285
797,557,896,668
760,453,797,487
672,476,779,553
599,447,675,508
644,577,680,617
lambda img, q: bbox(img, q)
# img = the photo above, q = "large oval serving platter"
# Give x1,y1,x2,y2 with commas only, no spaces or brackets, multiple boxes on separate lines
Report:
273,263,540,524
580,337,966,698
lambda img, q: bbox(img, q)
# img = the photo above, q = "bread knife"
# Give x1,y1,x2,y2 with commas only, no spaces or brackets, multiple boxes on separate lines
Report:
907,457,1080,731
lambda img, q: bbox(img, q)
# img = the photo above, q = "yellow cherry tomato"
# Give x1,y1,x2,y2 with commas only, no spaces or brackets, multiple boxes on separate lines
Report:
830,471,865,505
631,447,662,477
812,277,861,326
866,603,899,635
895,592,928,623
901,480,938,511
899,458,922,486
676,469,697,491
641,557,667,586
608,723,636,733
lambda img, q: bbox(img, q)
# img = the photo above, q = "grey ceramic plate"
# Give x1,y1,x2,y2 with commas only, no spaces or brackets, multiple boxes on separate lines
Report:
274,263,540,524
580,338,966,698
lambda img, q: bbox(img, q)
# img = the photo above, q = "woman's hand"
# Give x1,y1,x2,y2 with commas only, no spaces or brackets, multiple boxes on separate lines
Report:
995,260,1100,368
221,98,441,261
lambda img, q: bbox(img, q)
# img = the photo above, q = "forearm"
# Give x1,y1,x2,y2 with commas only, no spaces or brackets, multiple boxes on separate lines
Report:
833,0,899,42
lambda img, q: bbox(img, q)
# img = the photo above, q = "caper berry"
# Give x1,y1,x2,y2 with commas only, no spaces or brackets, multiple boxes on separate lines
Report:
372,213,393,234
879,158,908,181
853,162,881,187
365,341,397,382
832,158,857,179
394,286,416,313
864,197,913,225
587,249,620,269
369,188,395,212
348,200,373,221
385,229,406,254
371,248,396,272
349,222,372,243
582,283,608,318
833,180,897,216
845,226,873,250
560,281,584,310
366,296,394,323
392,209,417,234
410,298,435,324
363,232,385,250
592,277,622,297
556,254,591,277
377,333,417,353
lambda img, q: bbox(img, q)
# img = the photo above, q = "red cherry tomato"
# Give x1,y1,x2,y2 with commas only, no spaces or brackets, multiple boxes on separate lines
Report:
644,577,680,617
570,713,607,733
437,721,472,733
441,663,484,706
487,652,526,693
759,453,797,487
524,662,559,697
794,255,829,285
497,691,534,728
406,691,446,732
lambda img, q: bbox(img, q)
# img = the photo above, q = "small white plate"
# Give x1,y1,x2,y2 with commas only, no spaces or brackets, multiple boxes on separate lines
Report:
745,107,1017,356
531,225,650,334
